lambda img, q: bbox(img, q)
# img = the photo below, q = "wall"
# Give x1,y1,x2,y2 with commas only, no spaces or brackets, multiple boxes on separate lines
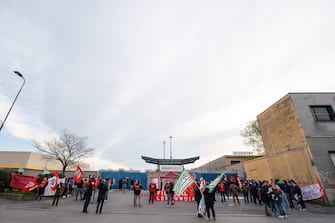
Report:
256,93,335,205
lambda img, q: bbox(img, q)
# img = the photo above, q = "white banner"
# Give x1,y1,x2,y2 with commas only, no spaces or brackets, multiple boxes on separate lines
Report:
44,177,56,196
43,177,66,196
161,165,183,172
301,183,322,201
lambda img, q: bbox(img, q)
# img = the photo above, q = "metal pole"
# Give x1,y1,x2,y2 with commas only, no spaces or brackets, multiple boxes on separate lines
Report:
0,71,26,132
169,136,172,159
163,141,166,159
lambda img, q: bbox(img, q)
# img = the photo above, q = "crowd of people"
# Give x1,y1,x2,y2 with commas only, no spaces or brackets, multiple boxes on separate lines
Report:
34,175,307,220
206,178,307,220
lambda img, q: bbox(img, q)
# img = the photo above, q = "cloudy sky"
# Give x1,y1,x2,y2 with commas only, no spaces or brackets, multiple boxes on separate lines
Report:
0,0,334,171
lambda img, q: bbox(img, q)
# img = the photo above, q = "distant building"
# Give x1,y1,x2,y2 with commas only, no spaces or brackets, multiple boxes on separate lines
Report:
0,151,90,176
244,92,335,206
192,153,261,177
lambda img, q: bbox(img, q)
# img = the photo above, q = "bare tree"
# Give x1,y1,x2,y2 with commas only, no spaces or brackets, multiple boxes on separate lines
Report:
240,120,265,155
32,129,94,175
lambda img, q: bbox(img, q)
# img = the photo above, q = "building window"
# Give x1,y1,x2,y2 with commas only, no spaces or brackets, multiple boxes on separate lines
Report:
230,160,240,165
310,105,335,121
330,152,335,167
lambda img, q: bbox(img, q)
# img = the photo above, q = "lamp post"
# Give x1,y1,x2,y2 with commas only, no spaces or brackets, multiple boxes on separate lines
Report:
0,71,26,132
169,136,173,159
163,141,166,159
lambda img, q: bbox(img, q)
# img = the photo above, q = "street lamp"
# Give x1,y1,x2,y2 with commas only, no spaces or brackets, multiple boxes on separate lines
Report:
163,141,166,159
0,71,26,132
169,136,173,159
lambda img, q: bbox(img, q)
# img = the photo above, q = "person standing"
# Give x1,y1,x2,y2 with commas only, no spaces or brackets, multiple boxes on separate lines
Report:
292,180,306,211
242,182,250,203
194,181,202,217
75,179,84,200
203,187,216,221
272,184,287,218
83,179,93,213
229,182,240,205
96,179,108,214
148,180,156,204
260,181,271,216
170,181,175,206
52,182,64,206
37,177,48,201
133,180,143,207
164,181,172,207
218,181,226,202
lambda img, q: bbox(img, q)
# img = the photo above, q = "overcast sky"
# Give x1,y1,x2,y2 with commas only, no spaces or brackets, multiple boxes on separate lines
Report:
0,0,334,171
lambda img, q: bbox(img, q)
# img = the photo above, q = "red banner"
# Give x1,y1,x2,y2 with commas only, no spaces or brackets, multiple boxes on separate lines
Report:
9,173,38,190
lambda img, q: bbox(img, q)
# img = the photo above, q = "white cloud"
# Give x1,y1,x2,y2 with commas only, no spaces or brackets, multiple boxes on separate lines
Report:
1,0,335,170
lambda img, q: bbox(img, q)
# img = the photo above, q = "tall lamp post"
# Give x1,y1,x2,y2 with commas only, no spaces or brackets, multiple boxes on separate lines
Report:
169,136,173,159
0,71,26,132
163,141,166,159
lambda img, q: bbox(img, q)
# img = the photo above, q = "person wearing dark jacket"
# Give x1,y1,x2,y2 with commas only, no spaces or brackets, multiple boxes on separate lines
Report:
133,180,143,207
194,182,202,217
292,180,306,211
96,179,108,213
52,182,64,206
83,179,93,213
203,187,216,221
260,181,271,216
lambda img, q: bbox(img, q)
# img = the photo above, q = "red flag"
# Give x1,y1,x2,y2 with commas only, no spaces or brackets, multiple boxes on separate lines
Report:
73,165,83,183
21,178,39,193
40,178,48,188
316,177,326,201
51,171,59,191
10,173,37,190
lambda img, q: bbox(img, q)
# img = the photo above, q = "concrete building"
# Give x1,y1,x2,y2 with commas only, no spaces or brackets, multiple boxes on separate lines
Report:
0,151,90,176
244,92,335,206
192,152,261,178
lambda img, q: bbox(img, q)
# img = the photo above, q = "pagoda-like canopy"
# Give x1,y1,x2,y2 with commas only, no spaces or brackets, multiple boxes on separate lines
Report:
141,156,199,165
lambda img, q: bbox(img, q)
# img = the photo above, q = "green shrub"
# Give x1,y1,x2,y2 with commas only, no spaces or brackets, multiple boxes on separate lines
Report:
0,169,11,192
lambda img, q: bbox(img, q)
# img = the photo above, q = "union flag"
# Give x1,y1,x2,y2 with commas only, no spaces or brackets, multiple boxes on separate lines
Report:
73,165,83,183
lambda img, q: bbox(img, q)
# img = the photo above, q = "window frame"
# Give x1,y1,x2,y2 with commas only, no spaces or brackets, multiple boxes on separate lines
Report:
329,151,335,168
310,105,335,121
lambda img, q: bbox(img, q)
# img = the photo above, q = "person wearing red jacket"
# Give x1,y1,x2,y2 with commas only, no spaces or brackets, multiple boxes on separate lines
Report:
148,181,157,204
218,181,226,202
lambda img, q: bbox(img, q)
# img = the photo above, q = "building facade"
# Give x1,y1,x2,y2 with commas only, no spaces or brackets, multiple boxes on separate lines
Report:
0,151,90,176
244,93,335,205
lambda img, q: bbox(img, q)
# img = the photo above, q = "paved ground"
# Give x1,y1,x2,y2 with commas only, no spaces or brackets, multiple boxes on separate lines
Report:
0,190,334,223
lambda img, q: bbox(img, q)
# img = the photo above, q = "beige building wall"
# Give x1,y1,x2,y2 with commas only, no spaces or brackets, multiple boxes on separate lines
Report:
0,151,90,173
258,95,307,155
251,94,317,186
244,157,271,181
245,148,317,186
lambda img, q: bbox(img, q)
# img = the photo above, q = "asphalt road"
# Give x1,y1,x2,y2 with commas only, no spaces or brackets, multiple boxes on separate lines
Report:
0,190,334,223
